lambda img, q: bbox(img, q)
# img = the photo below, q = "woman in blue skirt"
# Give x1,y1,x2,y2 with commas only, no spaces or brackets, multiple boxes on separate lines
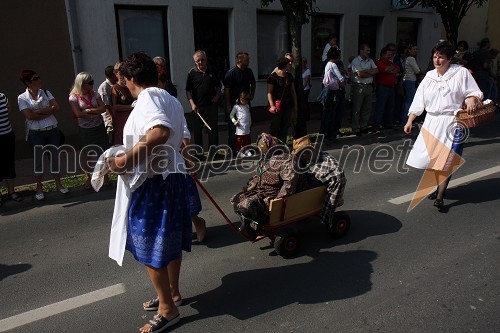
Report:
107,52,190,333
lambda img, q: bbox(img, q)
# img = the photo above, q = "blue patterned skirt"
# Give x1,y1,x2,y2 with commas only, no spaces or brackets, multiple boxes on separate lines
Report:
126,174,192,268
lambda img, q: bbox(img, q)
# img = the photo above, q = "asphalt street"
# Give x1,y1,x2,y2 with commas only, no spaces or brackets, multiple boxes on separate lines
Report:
1,120,499,332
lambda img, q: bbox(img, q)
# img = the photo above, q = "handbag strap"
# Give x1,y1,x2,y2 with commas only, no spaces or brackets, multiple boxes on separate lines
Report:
278,76,288,101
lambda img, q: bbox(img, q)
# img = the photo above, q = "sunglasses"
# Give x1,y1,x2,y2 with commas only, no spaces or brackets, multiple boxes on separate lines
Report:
31,75,41,81
84,80,94,85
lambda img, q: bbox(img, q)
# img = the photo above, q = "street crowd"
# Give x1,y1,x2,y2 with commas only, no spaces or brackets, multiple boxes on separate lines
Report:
0,34,498,332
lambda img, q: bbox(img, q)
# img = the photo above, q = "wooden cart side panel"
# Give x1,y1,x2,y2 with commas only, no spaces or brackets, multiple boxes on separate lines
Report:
269,186,327,226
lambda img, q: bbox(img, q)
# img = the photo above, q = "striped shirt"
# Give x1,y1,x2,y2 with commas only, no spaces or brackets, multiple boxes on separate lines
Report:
0,93,13,135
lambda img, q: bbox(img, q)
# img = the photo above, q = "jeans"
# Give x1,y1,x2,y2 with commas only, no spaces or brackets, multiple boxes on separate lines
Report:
402,80,417,124
374,85,395,128
319,90,345,139
27,127,61,175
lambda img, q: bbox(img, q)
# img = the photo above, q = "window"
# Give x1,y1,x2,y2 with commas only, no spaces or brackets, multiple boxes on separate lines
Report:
257,11,289,79
311,15,341,76
396,18,419,48
115,6,169,67
359,16,379,58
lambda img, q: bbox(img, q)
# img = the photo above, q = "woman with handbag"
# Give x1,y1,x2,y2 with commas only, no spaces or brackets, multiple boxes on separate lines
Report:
319,48,346,144
267,56,297,143
18,70,69,201
403,41,483,210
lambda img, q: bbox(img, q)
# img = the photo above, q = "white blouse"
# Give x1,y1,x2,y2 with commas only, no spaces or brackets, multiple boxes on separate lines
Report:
18,89,58,130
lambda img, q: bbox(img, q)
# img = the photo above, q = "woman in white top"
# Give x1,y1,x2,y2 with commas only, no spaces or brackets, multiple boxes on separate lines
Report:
402,45,424,124
106,52,190,332
319,48,346,142
404,41,482,210
18,70,68,201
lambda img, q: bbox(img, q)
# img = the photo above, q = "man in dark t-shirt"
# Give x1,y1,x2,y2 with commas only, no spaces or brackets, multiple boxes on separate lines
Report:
186,50,221,150
224,52,256,152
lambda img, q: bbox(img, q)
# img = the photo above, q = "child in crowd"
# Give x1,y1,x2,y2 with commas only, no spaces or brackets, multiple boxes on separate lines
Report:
230,91,252,156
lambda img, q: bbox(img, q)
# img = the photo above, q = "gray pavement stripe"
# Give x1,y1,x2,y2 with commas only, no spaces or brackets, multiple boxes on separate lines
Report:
0,283,126,332
388,165,500,205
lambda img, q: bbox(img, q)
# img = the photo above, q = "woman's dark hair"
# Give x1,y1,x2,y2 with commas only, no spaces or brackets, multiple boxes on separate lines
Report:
326,47,341,61
276,56,290,70
120,52,158,86
434,41,455,59
19,69,37,87
457,40,469,51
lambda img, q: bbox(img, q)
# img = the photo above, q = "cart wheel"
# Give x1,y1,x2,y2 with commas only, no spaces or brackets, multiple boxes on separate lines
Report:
327,211,351,239
274,230,301,258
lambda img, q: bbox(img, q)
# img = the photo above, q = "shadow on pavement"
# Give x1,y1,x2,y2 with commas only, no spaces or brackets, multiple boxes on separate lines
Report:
183,249,377,322
199,210,402,255
0,185,117,216
0,263,32,281
440,177,500,211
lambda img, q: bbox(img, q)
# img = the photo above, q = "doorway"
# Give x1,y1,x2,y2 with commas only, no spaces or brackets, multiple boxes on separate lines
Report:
192,9,229,80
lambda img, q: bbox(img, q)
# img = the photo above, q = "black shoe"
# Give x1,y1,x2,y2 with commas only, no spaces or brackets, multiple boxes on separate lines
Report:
427,190,437,200
433,199,444,209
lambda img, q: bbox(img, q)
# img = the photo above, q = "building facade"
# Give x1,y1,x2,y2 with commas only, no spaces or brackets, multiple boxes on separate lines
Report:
1,0,447,154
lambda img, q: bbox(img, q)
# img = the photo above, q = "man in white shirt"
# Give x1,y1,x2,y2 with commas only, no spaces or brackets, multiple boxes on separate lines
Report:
97,65,117,144
350,43,379,135
322,33,340,63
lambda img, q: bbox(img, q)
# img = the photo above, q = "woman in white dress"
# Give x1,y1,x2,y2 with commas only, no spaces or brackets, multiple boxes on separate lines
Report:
404,41,483,210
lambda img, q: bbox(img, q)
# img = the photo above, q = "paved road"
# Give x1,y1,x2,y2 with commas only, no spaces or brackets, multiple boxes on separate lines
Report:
1,121,499,332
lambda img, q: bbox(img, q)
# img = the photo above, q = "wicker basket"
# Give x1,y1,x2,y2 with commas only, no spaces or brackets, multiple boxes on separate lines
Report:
456,98,496,128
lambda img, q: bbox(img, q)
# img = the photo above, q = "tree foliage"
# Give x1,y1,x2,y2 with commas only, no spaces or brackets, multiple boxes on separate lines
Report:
261,0,318,26
400,0,488,47
261,0,318,137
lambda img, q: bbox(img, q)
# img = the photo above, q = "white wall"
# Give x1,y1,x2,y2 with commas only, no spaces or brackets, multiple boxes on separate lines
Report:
69,0,440,110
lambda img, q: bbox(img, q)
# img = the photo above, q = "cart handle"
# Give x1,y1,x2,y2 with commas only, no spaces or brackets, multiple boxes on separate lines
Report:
192,175,253,240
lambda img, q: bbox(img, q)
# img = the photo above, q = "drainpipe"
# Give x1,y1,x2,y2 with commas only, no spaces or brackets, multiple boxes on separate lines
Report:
64,0,83,74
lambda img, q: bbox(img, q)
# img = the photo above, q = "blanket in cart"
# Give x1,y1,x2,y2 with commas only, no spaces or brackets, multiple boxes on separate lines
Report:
308,152,346,221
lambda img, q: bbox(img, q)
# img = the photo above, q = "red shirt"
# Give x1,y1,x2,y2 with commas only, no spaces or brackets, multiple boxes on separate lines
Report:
375,59,400,87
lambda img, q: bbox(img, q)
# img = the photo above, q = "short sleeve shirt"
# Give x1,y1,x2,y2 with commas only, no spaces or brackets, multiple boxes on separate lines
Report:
98,79,113,106
267,72,294,107
69,91,104,128
0,93,12,135
351,56,377,84
123,87,186,176
18,89,58,130
224,66,256,107
185,67,221,106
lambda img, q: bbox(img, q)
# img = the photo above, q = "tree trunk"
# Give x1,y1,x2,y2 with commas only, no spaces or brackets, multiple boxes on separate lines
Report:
288,21,308,138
